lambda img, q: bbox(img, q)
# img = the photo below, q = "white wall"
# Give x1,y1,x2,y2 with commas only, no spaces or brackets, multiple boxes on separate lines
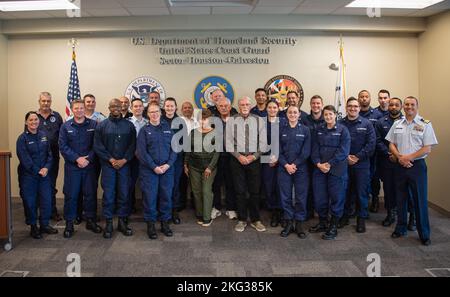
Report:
0,22,8,150
418,11,450,213
6,32,419,197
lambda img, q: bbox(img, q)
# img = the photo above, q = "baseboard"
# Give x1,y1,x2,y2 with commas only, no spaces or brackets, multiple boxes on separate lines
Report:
429,201,450,217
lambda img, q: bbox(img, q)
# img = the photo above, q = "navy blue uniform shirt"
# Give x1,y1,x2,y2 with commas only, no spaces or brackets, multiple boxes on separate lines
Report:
17,130,53,175
59,118,97,168
340,116,376,169
278,121,311,168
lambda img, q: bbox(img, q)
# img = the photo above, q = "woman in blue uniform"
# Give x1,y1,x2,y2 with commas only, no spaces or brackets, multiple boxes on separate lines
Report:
278,105,311,238
162,97,184,224
137,103,177,240
310,105,351,240
16,111,58,239
262,99,282,227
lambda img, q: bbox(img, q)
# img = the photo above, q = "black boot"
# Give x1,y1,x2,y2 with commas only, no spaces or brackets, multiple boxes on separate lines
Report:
295,221,307,239
408,213,417,231
118,217,133,236
309,219,328,233
382,209,396,227
172,210,181,225
337,216,349,229
280,220,295,237
356,217,366,233
40,225,58,234
63,221,74,238
270,210,280,228
147,222,157,240
103,219,113,239
322,216,338,240
74,216,83,225
30,224,42,239
369,196,379,213
86,218,102,233
161,221,173,237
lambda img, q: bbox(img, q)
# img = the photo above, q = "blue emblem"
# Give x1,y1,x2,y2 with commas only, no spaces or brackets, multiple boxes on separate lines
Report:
194,76,234,109
124,76,166,107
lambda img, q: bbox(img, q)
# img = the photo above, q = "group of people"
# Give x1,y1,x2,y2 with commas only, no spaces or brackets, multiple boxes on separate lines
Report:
16,87,438,246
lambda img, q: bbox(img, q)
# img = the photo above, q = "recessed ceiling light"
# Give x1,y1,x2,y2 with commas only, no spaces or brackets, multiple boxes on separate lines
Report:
346,0,445,9
169,0,252,7
0,0,80,12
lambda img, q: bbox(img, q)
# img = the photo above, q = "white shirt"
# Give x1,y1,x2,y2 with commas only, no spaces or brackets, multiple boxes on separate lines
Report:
128,116,148,136
385,114,438,160
180,116,199,135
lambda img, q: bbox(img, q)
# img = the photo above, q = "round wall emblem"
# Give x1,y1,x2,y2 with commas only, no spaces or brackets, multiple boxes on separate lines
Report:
124,76,166,107
264,75,304,109
194,76,235,109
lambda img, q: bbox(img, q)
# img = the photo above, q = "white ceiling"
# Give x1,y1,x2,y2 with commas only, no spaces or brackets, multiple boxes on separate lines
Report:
0,0,449,19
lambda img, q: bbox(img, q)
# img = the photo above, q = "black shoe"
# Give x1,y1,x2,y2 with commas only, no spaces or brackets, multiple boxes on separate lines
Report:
391,231,407,238
369,197,379,213
103,219,113,239
322,216,338,240
337,216,349,229
118,217,133,236
295,221,307,239
63,221,74,238
280,220,295,237
270,210,280,228
40,225,58,234
382,210,396,227
309,219,328,233
356,217,366,233
74,216,83,225
30,224,42,239
147,222,157,240
421,238,431,246
408,214,417,231
86,218,102,233
172,211,181,225
161,221,173,237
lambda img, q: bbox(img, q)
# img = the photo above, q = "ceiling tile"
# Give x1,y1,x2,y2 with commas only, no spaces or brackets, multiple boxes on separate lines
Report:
86,8,131,17
169,7,211,15
251,6,297,14
128,7,170,15
117,0,167,8
212,6,253,14
256,0,303,6
80,0,122,9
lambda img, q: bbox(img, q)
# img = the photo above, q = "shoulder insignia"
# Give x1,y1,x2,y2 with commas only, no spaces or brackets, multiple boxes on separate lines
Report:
420,118,430,124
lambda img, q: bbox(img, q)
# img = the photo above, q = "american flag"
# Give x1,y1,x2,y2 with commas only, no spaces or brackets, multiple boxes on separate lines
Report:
66,49,81,118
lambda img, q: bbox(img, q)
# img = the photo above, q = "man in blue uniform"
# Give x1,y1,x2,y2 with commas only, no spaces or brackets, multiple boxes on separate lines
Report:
375,97,402,227
137,103,177,239
387,96,438,246
340,97,376,233
37,91,63,221
94,98,136,239
250,88,268,117
127,98,148,214
304,95,325,220
358,90,384,213
59,99,102,238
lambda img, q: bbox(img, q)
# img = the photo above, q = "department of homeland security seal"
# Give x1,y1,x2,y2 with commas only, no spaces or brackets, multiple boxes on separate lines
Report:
194,76,235,109
124,76,166,107
264,75,304,109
